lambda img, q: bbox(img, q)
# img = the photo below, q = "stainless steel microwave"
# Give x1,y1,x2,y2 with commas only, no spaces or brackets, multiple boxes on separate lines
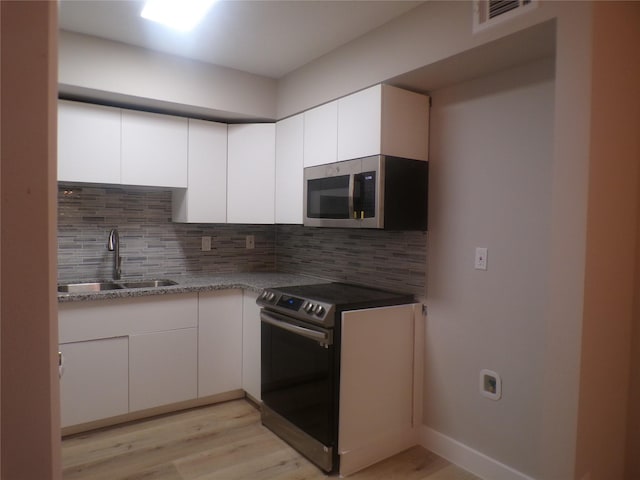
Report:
303,155,428,230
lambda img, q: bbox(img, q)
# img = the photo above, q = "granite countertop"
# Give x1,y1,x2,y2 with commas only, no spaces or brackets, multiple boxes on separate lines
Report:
57,272,329,303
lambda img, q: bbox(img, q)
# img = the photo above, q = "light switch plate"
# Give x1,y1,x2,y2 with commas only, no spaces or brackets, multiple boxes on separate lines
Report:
474,247,488,270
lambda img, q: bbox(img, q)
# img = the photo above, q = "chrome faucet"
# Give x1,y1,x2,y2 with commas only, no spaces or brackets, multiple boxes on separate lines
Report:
107,228,122,280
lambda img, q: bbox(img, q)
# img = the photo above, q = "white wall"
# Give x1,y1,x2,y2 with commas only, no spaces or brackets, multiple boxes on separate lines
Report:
276,0,563,118
58,31,277,121
426,58,554,478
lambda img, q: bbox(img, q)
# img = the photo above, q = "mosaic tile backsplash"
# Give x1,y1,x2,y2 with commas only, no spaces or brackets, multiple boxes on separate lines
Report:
275,225,427,296
58,185,275,282
58,185,427,296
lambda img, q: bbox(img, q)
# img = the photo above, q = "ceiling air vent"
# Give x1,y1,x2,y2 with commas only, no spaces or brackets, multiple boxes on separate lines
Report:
473,0,538,32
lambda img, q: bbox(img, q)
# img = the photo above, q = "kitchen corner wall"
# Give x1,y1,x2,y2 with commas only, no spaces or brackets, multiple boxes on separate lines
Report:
57,185,427,296
57,185,275,282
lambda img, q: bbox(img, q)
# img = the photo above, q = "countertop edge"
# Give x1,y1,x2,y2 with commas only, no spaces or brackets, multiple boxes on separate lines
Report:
57,273,330,303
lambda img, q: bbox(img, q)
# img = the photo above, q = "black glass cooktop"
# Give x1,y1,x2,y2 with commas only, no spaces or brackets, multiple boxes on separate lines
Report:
272,282,414,309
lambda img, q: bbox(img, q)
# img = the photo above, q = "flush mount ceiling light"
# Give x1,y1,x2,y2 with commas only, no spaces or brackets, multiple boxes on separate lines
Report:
141,0,217,32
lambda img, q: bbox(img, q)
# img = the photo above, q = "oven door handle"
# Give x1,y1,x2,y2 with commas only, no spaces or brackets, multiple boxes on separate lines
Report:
260,311,333,346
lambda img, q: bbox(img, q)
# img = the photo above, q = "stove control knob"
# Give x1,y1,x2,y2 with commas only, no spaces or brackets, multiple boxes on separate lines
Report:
314,305,325,316
260,291,268,300
266,292,276,302
304,302,314,313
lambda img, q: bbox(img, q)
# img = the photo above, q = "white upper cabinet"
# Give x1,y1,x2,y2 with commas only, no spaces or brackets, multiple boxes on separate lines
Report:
58,100,121,184
227,123,276,224
337,84,430,162
173,119,228,223
303,101,338,167
121,109,188,188
275,114,304,224
337,85,382,161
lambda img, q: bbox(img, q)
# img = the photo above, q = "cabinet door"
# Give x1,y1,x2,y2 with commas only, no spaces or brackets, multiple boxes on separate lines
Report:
173,119,227,223
59,337,129,427
227,124,275,224
58,100,121,184
337,85,382,161
379,84,429,161
275,114,304,224
303,101,338,167
129,328,198,411
198,290,243,397
337,84,430,162
339,305,415,454
121,110,188,188
242,290,261,401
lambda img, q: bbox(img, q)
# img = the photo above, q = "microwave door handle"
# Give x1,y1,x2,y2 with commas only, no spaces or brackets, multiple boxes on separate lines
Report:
350,174,357,220
260,311,332,345
349,174,355,219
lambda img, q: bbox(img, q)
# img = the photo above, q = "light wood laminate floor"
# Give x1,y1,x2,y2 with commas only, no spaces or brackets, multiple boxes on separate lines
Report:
62,399,480,480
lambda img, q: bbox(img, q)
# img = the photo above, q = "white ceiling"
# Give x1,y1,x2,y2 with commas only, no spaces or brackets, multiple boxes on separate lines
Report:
58,0,424,79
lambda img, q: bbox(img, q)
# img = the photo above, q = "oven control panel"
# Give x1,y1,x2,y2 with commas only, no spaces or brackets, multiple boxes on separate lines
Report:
257,289,334,326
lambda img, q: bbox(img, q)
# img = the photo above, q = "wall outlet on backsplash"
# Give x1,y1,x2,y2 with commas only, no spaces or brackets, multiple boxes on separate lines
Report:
201,236,212,251
246,235,255,249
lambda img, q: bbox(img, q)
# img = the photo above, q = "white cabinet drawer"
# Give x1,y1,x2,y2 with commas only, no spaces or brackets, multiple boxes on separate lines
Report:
59,294,198,343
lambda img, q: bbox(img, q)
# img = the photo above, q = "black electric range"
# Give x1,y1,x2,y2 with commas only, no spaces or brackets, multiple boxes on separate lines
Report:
257,282,415,473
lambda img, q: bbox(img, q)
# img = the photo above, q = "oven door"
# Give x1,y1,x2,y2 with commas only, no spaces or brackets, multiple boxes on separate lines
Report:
260,310,337,472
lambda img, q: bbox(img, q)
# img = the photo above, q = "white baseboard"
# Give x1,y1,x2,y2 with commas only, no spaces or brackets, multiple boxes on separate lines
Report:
420,426,536,480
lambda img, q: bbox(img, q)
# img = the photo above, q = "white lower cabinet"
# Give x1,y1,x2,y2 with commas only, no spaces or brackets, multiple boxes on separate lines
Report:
198,290,243,397
59,337,129,428
242,290,261,401
58,290,250,430
129,328,198,411
338,304,420,476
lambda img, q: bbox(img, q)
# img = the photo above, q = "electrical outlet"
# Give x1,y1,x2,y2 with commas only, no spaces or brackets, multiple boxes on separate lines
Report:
474,247,488,270
201,236,211,251
246,235,255,249
480,369,501,400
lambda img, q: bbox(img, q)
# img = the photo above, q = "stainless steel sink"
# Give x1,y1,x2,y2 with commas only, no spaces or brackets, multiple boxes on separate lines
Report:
119,279,178,289
58,282,123,293
58,279,178,293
